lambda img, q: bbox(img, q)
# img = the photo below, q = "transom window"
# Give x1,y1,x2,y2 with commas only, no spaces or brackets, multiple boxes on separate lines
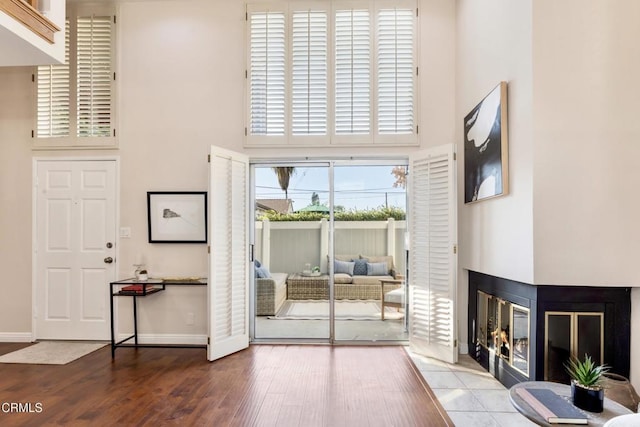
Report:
34,3,116,149
246,0,417,147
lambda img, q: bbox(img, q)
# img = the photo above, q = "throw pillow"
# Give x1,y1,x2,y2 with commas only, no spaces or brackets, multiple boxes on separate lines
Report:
352,258,368,276
255,266,271,278
361,255,394,272
255,259,261,268
334,260,355,275
366,262,388,276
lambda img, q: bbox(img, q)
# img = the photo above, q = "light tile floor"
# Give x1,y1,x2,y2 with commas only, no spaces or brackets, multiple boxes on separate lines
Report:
406,350,537,426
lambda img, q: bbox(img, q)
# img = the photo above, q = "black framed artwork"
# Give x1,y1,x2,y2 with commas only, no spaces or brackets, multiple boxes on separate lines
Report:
464,81,509,203
147,192,207,243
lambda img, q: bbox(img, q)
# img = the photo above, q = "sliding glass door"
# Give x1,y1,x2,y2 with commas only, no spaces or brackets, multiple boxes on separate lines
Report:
251,161,408,343
253,164,331,340
333,164,408,342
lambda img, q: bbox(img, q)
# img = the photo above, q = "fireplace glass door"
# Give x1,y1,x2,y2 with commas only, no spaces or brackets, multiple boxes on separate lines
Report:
545,312,604,383
476,291,530,376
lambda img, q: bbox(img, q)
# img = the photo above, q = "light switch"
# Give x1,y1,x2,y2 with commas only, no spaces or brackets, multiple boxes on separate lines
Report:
120,227,131,238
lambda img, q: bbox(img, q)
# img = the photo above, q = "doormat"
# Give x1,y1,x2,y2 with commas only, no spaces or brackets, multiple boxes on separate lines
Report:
0,341,107,365
271,300,404,320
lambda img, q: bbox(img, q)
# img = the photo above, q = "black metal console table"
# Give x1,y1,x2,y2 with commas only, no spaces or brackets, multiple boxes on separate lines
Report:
109,277,207,358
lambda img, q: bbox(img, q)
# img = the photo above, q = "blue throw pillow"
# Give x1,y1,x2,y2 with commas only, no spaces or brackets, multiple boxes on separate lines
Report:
255,259,261,268
334,260,355,275
352,258,368,276
255,266,271,278
366,262,388,276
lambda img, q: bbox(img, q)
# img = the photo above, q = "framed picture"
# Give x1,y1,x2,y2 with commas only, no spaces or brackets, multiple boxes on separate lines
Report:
464,81,509,203
147,192,207,243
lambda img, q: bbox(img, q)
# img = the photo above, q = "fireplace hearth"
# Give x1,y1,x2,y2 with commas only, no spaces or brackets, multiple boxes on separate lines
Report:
468,271,631,389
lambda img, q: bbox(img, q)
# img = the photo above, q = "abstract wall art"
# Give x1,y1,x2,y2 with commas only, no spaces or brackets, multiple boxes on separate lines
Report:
464,81,509,203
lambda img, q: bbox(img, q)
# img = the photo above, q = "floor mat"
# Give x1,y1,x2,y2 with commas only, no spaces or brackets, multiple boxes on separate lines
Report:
271,300,404,320
0,341,107,365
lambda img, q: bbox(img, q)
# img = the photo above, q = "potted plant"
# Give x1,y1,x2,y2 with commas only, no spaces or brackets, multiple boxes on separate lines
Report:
565,354,609,413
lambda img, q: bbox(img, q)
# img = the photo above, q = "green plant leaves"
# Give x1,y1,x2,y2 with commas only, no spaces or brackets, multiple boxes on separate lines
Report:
565,354,609,388
260,206,406,221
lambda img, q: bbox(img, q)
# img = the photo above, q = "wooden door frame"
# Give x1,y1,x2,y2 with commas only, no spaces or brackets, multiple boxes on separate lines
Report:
31,156,120,340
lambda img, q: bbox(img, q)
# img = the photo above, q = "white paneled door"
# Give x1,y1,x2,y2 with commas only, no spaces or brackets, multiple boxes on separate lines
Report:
408,144,458,363
208,146,250,361
35,160,117,340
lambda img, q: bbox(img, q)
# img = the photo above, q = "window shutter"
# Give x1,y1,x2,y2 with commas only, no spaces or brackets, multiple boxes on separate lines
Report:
249,11,286,136
376,7,414,134
291,9,327,135
208,146,250,361
77,15,113,138
409,144,457,364
335,9,370,135
37,21,70,138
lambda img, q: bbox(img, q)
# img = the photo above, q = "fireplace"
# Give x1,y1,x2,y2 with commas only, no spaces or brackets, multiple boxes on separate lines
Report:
468,271,631,389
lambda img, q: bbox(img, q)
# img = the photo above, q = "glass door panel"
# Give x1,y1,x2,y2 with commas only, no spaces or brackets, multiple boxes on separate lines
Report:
333,164,408,342
546,313,572,382
253,164,330,340
576,314,603,365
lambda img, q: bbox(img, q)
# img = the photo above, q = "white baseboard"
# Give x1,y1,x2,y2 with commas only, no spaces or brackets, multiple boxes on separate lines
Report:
116,333,207,346
0,332,33,342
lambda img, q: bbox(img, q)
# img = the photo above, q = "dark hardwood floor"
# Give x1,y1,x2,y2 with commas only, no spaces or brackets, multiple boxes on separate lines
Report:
0,343,453,426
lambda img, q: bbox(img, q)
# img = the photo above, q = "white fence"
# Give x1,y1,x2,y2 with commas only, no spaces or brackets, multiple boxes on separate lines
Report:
255,218,407,275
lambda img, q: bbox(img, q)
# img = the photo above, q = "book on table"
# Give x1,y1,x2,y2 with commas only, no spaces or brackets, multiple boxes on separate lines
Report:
119,284,156,294
515,387,588,424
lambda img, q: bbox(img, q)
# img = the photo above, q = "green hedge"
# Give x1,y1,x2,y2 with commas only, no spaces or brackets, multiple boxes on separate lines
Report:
260,206,405,221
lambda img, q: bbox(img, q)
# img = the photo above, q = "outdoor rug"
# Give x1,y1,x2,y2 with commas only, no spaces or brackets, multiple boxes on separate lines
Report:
0,341,107,365
271,300,404,320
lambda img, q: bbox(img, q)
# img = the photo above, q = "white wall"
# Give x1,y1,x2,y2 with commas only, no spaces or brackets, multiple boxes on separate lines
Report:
0,0,456,340
0,67,35,338
456,0,534,283
532,0,640,287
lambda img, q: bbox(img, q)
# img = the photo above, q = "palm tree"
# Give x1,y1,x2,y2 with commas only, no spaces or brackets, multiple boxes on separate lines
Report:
272,167,295,199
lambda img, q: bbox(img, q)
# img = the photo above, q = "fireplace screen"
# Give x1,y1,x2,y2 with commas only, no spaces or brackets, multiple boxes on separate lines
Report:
545,312,603,383
476,291,530,375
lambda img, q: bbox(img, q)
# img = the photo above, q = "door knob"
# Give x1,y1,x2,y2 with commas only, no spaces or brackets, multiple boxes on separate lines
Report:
104,257,113,264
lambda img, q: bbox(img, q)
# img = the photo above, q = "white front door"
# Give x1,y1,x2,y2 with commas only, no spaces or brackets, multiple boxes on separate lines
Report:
35,159,117,340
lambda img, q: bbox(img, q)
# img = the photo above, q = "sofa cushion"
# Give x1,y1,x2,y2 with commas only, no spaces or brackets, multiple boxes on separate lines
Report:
367,262,388,276
384,287,405,304
352,258,368,275
351,275,393,286
334,273,353,284
334,260,355,275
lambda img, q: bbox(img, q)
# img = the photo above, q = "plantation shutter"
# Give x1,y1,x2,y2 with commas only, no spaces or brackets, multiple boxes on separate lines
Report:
408,144,457,364
248,8,286,137
335,8,370,135
77,15,113,138
37,21,70,138
208,146,250,362
292,9,328,136
376,5,414,135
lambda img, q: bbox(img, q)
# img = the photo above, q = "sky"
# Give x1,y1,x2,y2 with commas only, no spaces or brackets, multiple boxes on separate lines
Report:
255,165,406,212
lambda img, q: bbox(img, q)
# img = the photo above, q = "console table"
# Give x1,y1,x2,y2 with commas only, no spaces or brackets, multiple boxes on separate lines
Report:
509,381,632,426
109,278,207,358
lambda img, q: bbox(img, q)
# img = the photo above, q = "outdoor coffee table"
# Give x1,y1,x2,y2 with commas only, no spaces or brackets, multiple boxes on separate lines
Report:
286,273,329,300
